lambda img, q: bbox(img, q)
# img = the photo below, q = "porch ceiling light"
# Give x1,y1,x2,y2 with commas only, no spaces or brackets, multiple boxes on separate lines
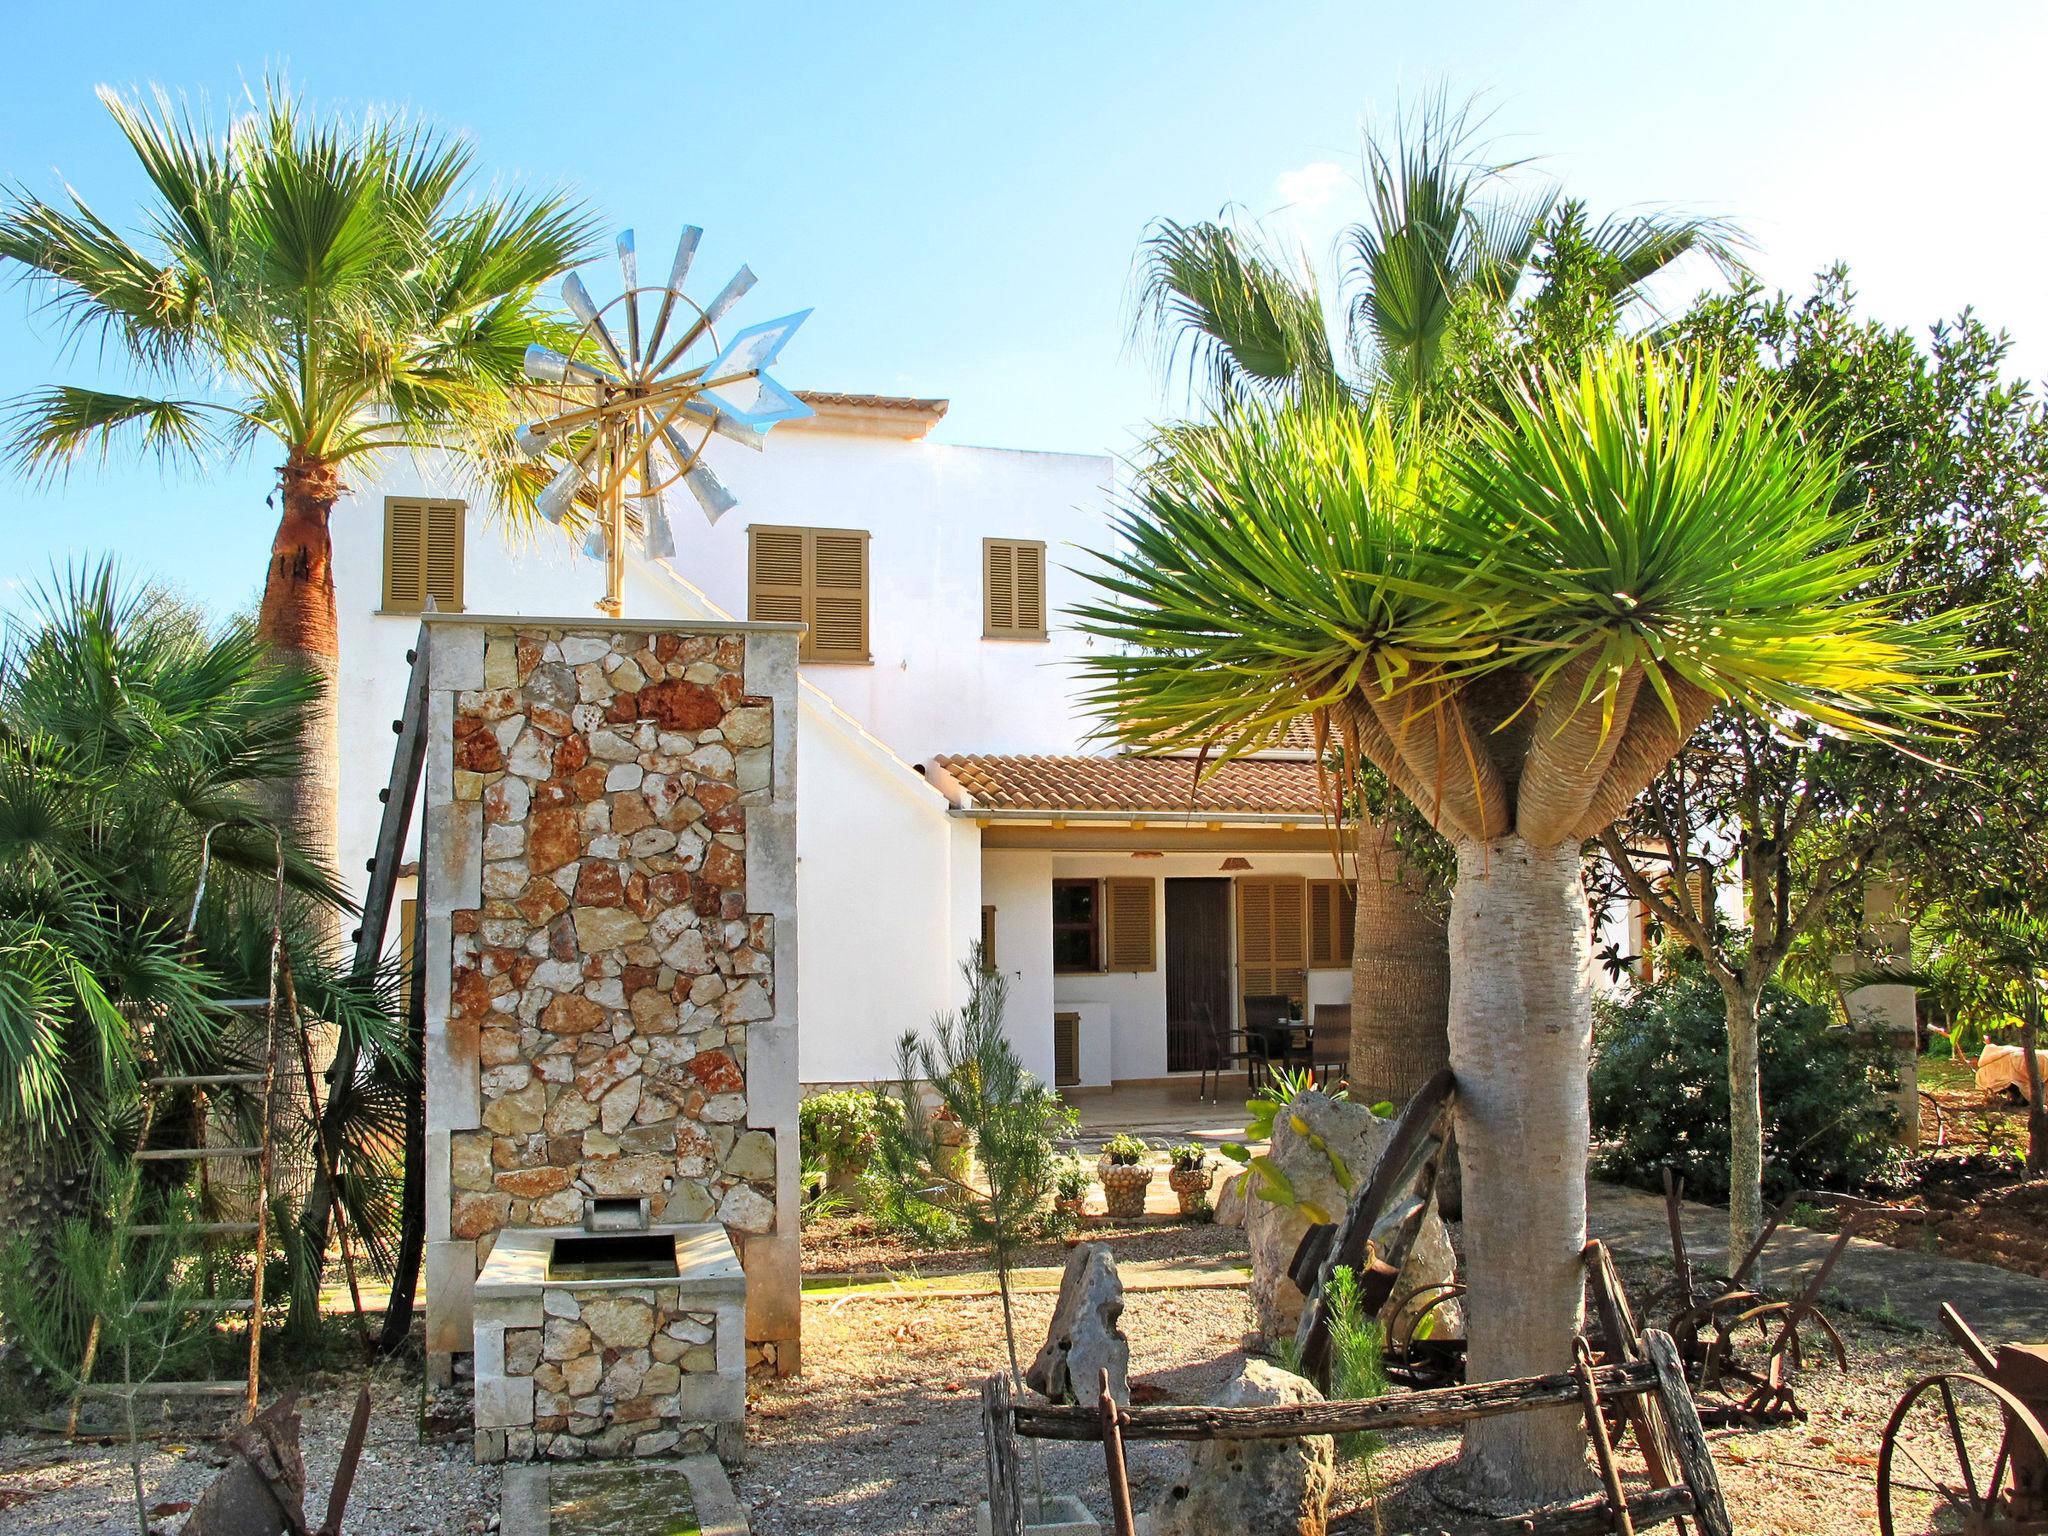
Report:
1220,856,1252,871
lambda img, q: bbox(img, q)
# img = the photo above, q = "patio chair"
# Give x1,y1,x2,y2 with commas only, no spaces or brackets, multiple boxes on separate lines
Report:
1243,994,1296,1081
1192,1006,1259,1103
1310,1003,1351,1091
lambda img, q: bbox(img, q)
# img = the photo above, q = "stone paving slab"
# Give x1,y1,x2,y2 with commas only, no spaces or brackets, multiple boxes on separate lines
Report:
501,1454,748,1536
1589,1180,2048,1344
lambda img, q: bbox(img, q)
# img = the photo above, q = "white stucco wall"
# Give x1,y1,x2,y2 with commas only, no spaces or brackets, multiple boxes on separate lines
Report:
982,849,1057,1086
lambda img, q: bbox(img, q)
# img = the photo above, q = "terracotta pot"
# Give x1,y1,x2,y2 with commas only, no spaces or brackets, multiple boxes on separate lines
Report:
1098,1162,1154,1220
1168,1166,1212,1215
1054,1195,1087,1221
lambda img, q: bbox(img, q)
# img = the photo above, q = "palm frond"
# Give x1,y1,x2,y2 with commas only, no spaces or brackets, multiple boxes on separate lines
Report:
0,386,229,481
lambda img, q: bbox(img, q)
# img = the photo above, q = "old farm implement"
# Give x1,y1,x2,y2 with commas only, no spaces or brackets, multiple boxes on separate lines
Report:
983,1331,1734,1536
1877,1304,2048,1536
1652,1170,1923,1423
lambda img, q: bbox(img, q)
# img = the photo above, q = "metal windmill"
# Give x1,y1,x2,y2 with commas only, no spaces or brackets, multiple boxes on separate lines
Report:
519,226,813,615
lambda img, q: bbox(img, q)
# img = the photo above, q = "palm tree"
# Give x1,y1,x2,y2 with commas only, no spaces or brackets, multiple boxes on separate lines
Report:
0,563,405,1346
0,82,597,898
1073,348,1970,1504
1131,97,1742,1105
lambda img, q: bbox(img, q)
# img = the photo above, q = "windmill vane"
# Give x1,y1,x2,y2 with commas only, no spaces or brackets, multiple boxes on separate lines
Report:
519,224,812,616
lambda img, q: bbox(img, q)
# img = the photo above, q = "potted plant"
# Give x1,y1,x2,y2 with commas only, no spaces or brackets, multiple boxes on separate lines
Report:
798,1088,905,1199
1167,1143,1212,1215
1053,1158,1092,1220
1098,1134,1155,1219
931,1103,973,1183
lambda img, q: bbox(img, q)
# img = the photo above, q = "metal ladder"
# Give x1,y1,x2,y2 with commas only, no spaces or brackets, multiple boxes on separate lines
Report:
67,833,289,1429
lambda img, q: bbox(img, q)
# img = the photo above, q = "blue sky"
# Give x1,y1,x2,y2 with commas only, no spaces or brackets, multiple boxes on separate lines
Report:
3,1,2045,620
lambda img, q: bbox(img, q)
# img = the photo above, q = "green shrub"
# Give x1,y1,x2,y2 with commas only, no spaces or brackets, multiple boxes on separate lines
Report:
1591,957,1905,1203
1169,1143,1207,1173
798,1089,904,1174
1276,1263,1387,1464
1101,1133,1151,1167
1055,1159,1092,1202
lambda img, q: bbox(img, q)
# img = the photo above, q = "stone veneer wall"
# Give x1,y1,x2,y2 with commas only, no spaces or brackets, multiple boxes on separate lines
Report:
421,618,801,1379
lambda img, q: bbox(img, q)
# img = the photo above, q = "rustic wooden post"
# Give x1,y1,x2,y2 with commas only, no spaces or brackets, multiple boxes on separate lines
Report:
1099,1368,1138,1536
1644,1330,1733,1536
1572,1337,1636,1536
981,1373,1024,1536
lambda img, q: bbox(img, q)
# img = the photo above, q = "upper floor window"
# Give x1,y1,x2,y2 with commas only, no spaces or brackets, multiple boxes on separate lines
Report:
748,523,870,664
983,538,1047,640
383,497,465,614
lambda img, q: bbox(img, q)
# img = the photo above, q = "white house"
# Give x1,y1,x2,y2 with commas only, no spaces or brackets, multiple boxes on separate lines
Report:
333,391,1357,1096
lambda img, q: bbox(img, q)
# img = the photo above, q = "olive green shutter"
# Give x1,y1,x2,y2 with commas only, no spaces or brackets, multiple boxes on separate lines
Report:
1103,877,1156,972
383,497,465,613
983,538,1046,639
1237,876,1307,1008
750,525,868,662
809,529,870,662
979,904,998,970
1308,880,1357,969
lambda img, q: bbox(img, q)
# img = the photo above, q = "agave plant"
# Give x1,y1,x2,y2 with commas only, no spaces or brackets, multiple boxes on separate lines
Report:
1074,346,1974,1502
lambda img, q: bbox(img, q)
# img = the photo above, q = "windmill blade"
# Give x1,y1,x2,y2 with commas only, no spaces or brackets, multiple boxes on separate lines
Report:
536,442,598,524
638,493,676,560
581,523,609,561
563,271,629,373
643,226,704,365
653,265,757,375
523,344,609,384
515,421,559,460
683,459,738,524
618,230,641,368
681,398,767,451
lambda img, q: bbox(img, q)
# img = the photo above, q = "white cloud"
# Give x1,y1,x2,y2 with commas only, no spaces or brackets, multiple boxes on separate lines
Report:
1272,161,1350,214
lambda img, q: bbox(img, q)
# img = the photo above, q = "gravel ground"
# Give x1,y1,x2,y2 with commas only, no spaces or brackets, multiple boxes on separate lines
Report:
0,1252,1983,1534
800,1213,1247,1278
0,1357,498,1535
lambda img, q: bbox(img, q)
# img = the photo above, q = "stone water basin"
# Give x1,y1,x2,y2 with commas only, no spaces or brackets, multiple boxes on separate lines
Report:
473,1223,747,1464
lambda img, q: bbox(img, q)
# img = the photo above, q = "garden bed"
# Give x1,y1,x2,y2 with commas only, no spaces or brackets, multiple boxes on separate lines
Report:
799,1210,1243,1280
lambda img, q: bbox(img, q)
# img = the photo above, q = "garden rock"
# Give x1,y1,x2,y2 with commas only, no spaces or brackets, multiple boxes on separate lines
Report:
1025,1242,1129,1407
1243,1088,1459,1342
1212,1169,1245,1228
1136,1359,1334,1536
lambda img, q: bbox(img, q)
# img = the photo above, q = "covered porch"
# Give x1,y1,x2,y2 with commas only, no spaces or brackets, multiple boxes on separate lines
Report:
926,749,1356,1100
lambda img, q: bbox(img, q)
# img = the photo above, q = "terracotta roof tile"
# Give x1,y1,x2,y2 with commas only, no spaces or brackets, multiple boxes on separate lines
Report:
929,754,1330,816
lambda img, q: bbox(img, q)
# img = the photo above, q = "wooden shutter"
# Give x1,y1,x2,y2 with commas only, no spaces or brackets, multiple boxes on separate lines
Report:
752,525,869,663
1103,877,1156,972
984,538,1047,639
383,498,464,613
980,905,998,971
1237,876,1307,1008
1053,1013,1081,1088
809,529,869,662
423,501,464,612
397,896,419,1017
748,525,807,626
1308,880,1356,969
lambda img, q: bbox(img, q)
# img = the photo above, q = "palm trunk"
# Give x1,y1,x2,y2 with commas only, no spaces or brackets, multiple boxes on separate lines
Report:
1349,818,1451,1103
1446,835,1596,1508
1724,983,1766,1261
256,453,343,938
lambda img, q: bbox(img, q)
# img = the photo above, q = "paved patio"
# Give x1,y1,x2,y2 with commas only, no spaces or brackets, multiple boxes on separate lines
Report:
1060,1077,1253,1146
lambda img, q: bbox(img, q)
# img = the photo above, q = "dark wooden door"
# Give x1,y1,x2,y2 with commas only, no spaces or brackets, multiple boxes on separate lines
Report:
1165,878,1233,1072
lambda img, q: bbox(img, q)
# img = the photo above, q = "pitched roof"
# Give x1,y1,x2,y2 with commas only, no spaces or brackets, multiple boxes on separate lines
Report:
928,753,1331,817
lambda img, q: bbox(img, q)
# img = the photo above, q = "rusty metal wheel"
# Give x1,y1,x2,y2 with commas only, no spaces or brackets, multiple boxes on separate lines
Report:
1878,1371,2048,1535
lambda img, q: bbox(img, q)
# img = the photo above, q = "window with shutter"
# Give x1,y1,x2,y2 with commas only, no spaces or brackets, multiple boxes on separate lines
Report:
748,524,870,663
1307,880,1356,969
1103,877,1156,971
979,905,998,971
382,497,465,613
1053,879,1100,973
983,538,1047,640
1236,876,1307,1011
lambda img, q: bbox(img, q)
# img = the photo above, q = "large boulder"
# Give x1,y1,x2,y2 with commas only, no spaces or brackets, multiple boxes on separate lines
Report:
1025,1242,1130,1408
1243,1088,1460,1344
1137,1359,1334,1536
